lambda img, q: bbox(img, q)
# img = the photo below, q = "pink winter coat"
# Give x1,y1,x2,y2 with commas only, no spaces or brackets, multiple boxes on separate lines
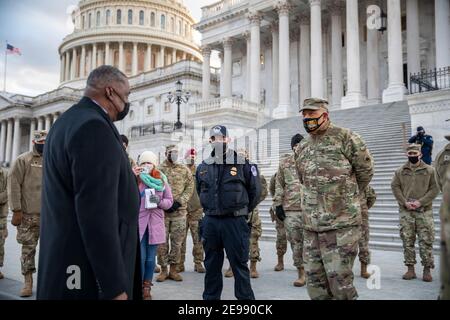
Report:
138,181,173,245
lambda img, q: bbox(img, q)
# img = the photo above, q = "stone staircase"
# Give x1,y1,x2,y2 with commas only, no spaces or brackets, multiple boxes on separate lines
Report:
255,101,442,253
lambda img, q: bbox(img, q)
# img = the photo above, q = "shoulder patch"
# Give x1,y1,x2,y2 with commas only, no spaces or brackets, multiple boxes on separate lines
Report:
251,165,258,177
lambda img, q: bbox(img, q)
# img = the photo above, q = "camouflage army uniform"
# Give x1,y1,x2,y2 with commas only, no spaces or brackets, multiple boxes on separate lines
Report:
439,166,450,299
270,173,287,257
296,121,374,300
358,186,377,265
391,160,439,269
248,175,268,262
0,167,8,271
435,135,450,191
273,153,303,269
180,164,204,268
8,149,43,275
435,136,450,299
157,159,194,268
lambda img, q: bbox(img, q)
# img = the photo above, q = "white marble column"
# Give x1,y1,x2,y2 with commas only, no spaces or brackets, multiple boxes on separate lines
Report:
80,45,86,78
367,3,381,104
271,24,279,108
182,52,187,60
273,1,291,118
92,43,97,71
29,118,36,151
105,42,110,65
97,48,104,67
0,120,6,162
331,7,343,109
223,38,233,98
5,119,13,164
435,0,450,69
342,0,366,108
11,117,21,162
172,49,177,65
244,32,252,101
70,48,77,80
382,0,407,103
60,54,65,83
119,42,125,72
406,0,420,77
53,113,59,123
202,46,211,100
310,0,323,98
45,115,52,131
219,52,224,97
159,46,165,68
299,16,311,105
37,117,43,131
64,51,70,82
249,12,261,103
132,42,138,75
146,44,152,71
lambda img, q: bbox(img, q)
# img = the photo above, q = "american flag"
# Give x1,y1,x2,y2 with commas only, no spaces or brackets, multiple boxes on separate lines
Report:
6,43,21,56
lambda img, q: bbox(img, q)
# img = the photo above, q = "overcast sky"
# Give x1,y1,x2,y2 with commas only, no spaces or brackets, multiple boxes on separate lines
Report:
0,0,217,96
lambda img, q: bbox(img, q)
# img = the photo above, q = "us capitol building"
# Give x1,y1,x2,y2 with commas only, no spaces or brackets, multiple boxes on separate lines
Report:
1,0,450,165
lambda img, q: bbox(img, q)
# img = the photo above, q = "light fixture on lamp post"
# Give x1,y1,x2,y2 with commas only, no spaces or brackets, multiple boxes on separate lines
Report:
167,80,190,130
378,10,387,34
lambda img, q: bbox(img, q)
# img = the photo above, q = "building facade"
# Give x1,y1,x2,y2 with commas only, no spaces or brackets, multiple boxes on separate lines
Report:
0,0,221,165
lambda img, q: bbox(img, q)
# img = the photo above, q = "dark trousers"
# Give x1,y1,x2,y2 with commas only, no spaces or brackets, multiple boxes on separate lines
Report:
200,215,255,300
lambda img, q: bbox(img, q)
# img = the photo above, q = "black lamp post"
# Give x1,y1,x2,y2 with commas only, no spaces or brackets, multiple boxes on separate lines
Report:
378,10,387,34
167,80,190,130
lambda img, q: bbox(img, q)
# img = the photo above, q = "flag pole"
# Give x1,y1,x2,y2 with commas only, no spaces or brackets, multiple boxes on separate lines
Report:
3,40,7,93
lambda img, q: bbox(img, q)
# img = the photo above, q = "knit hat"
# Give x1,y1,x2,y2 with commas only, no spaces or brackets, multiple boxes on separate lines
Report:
138,151,158,166
184,148,196,159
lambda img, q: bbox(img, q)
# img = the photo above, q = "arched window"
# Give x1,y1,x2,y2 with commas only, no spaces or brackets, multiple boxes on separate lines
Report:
106,10,110,25
96,11,100,27
185,23,188,37
128,9,133,24
161,14,165,30
150,12,155,27
88,13,92,28
178,21,181,35
117,9,122,24
139,10,144,25
82,15,85,29
171,17,175,32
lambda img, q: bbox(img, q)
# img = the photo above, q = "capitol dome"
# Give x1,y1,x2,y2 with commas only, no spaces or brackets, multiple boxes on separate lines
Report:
58,0,202,88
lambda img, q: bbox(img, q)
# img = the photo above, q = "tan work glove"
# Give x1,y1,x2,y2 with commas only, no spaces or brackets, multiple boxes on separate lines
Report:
11,210,23,226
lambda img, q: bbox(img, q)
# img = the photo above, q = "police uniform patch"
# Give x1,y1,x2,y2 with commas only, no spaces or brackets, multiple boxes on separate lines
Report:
230,167,237,176
213,126,222,134
251,166,258,177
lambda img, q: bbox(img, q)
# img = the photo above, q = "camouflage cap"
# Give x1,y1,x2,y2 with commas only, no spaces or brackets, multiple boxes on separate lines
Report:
407,143,421,153
300,98,329,112
33,130,48,142
166,144,178,152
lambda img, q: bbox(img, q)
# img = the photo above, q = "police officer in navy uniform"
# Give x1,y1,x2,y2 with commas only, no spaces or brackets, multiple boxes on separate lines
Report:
409,126,434,165
197,125,261,300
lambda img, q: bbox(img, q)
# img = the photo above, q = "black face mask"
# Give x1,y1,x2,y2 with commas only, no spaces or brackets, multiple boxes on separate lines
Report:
109,89,130,122
35,144,44,155
303,114,324,133
408,156,420,164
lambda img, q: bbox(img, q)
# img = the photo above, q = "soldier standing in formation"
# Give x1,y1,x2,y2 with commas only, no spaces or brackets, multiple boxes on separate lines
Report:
391,144,439,282
358,185,377,279
224,149,267,279
269,172,287,271
296,98,374,300
435,129,450,299
273,133,306,287
157,145,194,282
8,130,47,297
179,148,205,274
0,164,8,280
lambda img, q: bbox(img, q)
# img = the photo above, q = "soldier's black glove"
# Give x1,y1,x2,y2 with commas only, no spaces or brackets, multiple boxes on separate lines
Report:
166,201,181,213
275,206,286,221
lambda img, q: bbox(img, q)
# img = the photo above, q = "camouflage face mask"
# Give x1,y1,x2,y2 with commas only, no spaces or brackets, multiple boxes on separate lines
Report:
303,113,324,133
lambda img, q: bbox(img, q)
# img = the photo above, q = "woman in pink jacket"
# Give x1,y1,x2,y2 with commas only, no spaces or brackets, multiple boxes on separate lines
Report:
132,151,173,300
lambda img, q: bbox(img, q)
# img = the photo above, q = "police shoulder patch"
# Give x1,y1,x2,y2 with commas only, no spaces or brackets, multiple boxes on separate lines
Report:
251,166,258,177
